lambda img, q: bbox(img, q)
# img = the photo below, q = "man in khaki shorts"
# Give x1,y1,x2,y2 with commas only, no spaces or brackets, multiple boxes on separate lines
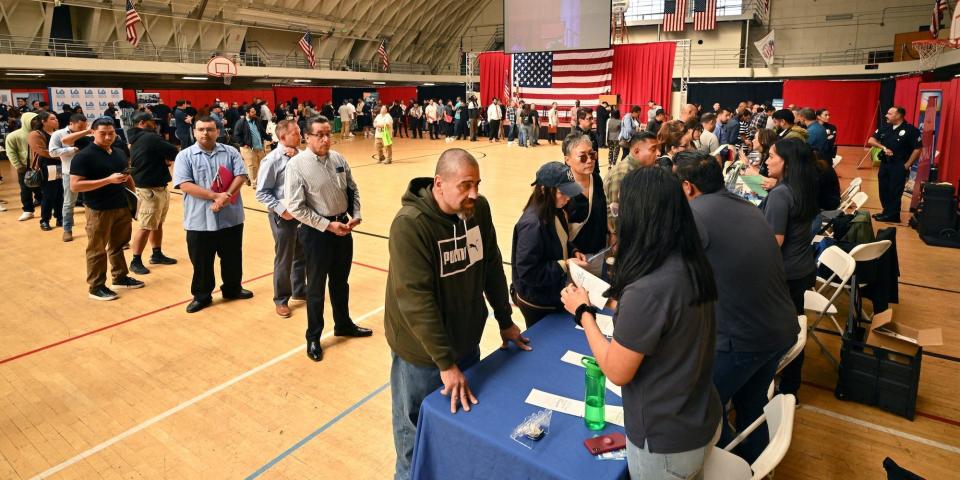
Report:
127,112,180,274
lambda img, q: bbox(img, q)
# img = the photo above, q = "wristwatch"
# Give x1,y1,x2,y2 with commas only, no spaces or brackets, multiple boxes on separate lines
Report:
574,304,598,327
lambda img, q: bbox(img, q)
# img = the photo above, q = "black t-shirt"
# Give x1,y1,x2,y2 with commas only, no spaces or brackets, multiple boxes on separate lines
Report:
691,190,798,353
129,128,178,188
760,183,816,280
872,122,921,164
152,104,172,126
613,253,721,453
70,143,130,211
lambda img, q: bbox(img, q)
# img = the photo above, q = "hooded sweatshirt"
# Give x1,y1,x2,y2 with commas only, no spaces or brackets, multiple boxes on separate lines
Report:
780,124,808,142
385,177,513,370
7,111,37,170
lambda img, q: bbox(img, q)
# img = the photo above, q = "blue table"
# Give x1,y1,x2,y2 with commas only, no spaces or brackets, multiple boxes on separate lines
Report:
410,314,628,480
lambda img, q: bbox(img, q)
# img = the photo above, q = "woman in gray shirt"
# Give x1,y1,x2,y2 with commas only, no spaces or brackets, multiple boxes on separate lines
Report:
605,109,622,168
562,167,720,480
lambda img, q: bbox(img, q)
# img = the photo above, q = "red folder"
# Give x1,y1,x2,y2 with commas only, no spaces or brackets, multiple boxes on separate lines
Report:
211,165,239,205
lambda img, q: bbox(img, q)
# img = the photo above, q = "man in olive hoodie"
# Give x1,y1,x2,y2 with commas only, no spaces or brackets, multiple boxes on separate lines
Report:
386,148,530,480
7,111,40,220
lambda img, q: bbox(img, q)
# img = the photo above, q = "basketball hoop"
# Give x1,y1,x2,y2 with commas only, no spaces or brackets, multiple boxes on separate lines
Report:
206,55,238,86
911,39,953,70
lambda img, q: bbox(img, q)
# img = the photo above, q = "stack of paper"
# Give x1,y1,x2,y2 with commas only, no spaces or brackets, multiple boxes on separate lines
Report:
525,389,624,427
569,262,610,309
560,351,622,397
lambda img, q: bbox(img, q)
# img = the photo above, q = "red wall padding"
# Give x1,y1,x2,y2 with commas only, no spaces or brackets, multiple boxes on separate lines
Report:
893,75,922,123
377,86,418,106
273,86,333,107
783,80,881,146
123,89,276,108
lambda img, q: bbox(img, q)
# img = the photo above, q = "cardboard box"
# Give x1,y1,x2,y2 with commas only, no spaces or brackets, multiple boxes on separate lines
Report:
865,309,943,357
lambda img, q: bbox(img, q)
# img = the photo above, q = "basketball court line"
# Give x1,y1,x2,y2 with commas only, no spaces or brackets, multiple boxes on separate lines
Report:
802,380,960,427
27,305,386,480
799,404,960,454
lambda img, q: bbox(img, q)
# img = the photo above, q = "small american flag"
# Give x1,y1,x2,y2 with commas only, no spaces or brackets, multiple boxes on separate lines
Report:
693,0,717,31
663,0,687,33
513,49,612,116
931,0,948,38
125,0,142,47
377,40,390,72
298,31,316,68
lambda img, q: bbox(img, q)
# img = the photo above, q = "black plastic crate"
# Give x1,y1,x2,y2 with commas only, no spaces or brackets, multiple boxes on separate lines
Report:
835,333,922,420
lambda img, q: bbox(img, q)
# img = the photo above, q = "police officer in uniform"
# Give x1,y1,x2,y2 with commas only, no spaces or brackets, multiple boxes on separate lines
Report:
867,106,921,223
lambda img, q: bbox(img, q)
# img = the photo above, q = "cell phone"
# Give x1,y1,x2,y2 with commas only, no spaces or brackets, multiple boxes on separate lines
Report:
122,167,133,174
583,432,626,456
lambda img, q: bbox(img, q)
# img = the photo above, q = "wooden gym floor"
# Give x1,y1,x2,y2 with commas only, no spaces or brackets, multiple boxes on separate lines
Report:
0,137,957,479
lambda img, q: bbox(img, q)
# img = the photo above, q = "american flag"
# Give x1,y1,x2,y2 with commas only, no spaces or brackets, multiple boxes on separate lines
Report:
298,31,316,68
930,0,948,38
663,0,687,33
124,0,142,47
693,0,717,31
513,49,612,116
503,66,511,103
377,40,390,71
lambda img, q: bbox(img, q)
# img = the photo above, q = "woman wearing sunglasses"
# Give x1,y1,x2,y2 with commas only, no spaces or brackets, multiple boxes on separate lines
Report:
562,133,608,260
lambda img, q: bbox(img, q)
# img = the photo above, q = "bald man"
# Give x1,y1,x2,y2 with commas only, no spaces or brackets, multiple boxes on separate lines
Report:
385,148,530,480
680,103,699,123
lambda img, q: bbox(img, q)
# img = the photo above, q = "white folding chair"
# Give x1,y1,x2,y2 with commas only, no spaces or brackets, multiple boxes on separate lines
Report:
842,191,868,214
704,394,797,480
838,183,860,207
832,155,842,168
804,246,856,367
768,315,808,400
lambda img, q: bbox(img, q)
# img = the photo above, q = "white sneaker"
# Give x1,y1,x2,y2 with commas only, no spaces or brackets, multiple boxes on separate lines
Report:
18,212,34,221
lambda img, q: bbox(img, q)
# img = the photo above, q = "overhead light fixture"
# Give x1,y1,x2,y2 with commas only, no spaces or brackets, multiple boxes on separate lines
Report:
182,76,208,80
293,79,312,83
422,82,436,86
373,81,386,85
6,72,44,77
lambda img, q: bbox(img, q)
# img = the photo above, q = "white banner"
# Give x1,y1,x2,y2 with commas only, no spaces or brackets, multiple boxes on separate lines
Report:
0,90,12,105
754,30,776,67
48,87,125,122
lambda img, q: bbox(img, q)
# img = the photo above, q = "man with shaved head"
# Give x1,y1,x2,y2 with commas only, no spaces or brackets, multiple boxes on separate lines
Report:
680,103,699,123
385,148,531,480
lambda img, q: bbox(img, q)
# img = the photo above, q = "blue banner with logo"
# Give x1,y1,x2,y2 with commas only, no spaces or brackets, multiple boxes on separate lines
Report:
48,87,125,122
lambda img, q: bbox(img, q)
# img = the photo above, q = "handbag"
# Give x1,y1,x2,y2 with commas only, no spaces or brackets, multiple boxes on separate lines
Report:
23,153,42,188
548,125,557,134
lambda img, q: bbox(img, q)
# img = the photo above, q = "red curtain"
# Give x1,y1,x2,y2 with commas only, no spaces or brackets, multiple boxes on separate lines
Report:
932,79,960,187
378,86,418,106
894,75,922,123
783,80,880,146
273,86,332,107
479,51,510,106
611,42,676,117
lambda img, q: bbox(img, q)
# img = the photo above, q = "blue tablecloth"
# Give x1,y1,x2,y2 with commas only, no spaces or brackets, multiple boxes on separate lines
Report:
410,313,628,480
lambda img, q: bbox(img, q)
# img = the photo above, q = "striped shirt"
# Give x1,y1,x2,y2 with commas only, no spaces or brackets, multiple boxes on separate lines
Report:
256,146,298,215
284,148,361,232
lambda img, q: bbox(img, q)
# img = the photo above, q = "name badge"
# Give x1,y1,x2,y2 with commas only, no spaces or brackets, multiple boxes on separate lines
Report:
336,166,345,173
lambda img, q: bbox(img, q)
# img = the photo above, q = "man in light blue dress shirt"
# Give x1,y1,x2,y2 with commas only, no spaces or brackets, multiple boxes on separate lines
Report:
173,116,252,314
256,119,307,318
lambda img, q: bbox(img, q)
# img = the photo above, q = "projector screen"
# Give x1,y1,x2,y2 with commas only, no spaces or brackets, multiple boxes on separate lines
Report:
504,0,612,53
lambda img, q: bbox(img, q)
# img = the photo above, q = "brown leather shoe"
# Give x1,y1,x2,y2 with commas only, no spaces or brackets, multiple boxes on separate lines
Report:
62,231,73,242
276,304,291,318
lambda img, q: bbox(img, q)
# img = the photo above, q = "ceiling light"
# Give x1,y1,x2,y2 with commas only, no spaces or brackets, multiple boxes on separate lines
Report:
6,72,44,77
293,79,312,83
182,76,208,80
422,82,436,86
373,81,386,85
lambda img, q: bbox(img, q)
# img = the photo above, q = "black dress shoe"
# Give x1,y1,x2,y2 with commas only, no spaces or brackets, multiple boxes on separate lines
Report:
872,213,885,220
186,297,212,313
222,288,254,300
876,215,900,223
334,324,373,337
40,221,52,231
306,340,324,362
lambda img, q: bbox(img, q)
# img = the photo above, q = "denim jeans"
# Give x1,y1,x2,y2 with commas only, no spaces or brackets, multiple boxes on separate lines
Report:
626,437,708,480
391,350,480,480
62,174,78,232
519,125,532,147
712,347,789,463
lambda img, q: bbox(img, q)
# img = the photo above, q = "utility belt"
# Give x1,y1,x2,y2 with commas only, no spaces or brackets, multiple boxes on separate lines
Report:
323,213,349,223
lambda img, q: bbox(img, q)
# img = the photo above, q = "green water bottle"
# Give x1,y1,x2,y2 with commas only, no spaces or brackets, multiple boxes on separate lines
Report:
582,356,606,431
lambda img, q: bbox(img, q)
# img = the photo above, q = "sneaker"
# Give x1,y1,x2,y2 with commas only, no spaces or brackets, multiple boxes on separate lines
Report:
40,221,52,231
62,231,73,242
113,276,145,289
89,286,119,301
0,204,6,212
18,211,34,221
129,258,150,275
149,254,177,265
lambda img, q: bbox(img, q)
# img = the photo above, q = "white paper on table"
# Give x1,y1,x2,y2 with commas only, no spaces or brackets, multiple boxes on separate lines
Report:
569,262,610,309
575,312,614,337
525,389,624,427
559,350,622,397
47,165,58,180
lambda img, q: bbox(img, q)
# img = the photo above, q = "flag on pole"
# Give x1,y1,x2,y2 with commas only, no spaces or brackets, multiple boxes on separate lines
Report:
124,0,142,47
754,30,776,66
512,49,613,109
930,0,948,38
298,31,317,69
377,39,390,72
663,0,687,33
693,0,717,31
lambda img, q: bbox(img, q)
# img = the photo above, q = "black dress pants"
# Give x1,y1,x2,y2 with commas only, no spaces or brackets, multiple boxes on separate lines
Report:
299,226,354,341
877,161,907,219
186,223,244,301
778,271,815,396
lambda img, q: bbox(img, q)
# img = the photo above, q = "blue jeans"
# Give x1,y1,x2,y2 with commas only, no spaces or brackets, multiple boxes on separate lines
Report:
391,350,480,480
712,347,789,463
627,437,708,480
62,174,78,233
519,125,532,147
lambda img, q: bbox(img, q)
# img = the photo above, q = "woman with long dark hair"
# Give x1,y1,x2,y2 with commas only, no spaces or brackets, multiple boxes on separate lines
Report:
511,162,586,327
760,137,819,398
28,111,63,231
561,167,720,480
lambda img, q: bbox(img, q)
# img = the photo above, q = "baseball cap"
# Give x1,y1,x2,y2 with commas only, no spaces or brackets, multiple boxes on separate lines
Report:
132,111,156,124
532,161,582,198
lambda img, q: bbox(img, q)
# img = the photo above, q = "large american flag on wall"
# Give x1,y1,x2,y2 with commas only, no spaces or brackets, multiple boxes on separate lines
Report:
512,49,613,112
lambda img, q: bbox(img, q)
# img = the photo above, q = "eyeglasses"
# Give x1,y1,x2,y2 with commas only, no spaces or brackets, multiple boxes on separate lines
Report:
574,151,598,162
